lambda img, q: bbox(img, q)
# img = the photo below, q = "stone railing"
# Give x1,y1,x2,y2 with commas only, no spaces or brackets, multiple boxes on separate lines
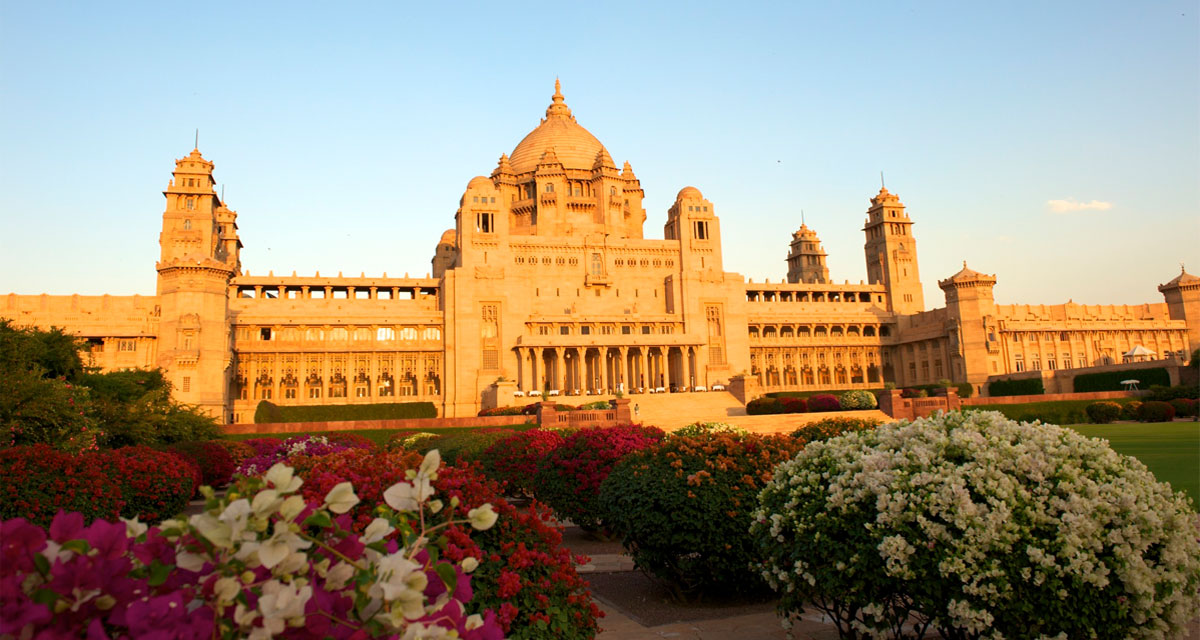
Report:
537,398,632,428
877,388,961,421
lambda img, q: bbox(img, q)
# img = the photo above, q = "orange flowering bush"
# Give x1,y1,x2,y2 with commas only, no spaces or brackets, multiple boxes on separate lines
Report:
596,432,801,597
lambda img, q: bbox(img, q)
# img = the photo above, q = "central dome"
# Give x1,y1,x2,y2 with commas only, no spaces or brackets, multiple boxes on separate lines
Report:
509,80,609,174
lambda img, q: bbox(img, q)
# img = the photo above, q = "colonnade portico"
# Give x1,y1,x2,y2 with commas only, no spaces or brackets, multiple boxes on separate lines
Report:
514,344,707,395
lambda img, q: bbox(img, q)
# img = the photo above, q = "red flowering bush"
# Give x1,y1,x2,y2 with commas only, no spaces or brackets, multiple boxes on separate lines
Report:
780,396,808,413
322,431,380,451
1169,398,1197,418
533,424,665,530
478,428,567,495
0,445,123,526
746,397,783,414
101,446,195,522
240,437,284,455
807,393,841,412
296,451,601,638
206,439,256,467
478,406,524,416
597,432,802,597
1138,401,1176,423
163,440,236,487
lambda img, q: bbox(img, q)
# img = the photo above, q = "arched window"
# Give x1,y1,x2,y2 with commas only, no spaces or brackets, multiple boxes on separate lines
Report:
183,219,192,230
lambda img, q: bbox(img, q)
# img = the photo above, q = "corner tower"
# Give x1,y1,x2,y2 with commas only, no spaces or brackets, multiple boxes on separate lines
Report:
1159,266,1200,354
786,223,830,283
863,187,924,314
156,148,240,420
939,263,1001,392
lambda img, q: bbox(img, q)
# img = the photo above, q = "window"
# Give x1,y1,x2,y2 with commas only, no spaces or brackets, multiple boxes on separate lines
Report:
580,326,591,335
693,221,708,240
559,326,570,335
641,326,651,335
182,376,191,392
1015,355,1025,372
422,327,441,341
538,326,549,335
590,253,604,276
476,212,494,233
183,219,192,230
544,184,554,193
186,198,194,210
330,328,348,341
119,339,136,352
377,327,396,341
601,326,613,335
622,326,631,335
259,328,273,341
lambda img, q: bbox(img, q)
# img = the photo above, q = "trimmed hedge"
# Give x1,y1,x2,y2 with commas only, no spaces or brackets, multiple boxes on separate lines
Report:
807,394,841,412
1121,401,1142,421
987,377,1045,397
1074,368,1170,393
1169,398,1198,418
789,417,882,445
746,397,784,415
253,400,437,423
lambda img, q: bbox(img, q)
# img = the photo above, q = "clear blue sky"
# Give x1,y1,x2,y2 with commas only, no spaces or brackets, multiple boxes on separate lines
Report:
2,1,1196,306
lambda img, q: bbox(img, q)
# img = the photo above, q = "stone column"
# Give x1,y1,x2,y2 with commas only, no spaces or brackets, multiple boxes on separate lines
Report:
642,349,651,391
533,347,544,394
554,347,565,393
619,346,629,393
695,346,707,388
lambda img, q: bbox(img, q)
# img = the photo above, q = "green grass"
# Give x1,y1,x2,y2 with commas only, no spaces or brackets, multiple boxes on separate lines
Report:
1066,421,1200,506
225,423,536,448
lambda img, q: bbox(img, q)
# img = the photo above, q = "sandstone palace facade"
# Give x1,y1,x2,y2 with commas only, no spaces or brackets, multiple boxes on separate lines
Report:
5,82,1198,422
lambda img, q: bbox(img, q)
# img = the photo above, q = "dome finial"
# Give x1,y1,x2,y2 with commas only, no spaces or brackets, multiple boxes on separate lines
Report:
963,260,968,269
546,78,572,119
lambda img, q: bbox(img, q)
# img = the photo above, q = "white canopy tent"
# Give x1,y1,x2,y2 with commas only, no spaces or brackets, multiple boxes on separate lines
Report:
1123,345,1156,362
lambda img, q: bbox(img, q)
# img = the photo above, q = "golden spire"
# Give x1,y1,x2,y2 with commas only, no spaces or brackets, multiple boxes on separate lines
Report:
546,78,573,119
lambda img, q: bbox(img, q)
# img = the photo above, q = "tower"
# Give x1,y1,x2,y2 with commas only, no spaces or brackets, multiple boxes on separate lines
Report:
1158,266,1200,356
863,187,924,314
786,223,830,283
155,148,240,420
939,263,1001,392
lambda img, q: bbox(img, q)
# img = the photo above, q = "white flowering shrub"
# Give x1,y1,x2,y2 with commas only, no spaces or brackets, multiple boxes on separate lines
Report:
670,421,749,437
751,411,1200,640
837,389,878,410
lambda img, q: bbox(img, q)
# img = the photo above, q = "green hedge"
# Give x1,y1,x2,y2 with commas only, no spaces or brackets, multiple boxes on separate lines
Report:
987,377,1045,397
767,389,884,399
966,398,1136,426
1073,368,1170,393
253,400,437,424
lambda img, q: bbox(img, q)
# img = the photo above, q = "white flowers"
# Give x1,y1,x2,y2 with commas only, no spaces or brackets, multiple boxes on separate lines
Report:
752,411,1200,639
384,450,440,512
467,504,498,531
323,481,359,514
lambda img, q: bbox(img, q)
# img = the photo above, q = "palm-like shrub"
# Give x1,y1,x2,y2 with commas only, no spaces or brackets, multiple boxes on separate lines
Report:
752,411,1200,639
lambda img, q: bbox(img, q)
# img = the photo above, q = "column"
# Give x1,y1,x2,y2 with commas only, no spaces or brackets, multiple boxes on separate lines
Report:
554,347,565,393
533,348,544,394
642,349,650,392
619,346,629,393
695,346,707,388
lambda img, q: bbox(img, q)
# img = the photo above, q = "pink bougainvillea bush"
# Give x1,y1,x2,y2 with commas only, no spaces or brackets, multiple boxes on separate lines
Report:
0,453,504,639
533,424,665,531
296,448,603,639
233,435,367,477
478,428,568,495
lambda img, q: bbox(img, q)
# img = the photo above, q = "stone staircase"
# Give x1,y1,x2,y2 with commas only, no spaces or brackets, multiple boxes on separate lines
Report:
628,390,891,435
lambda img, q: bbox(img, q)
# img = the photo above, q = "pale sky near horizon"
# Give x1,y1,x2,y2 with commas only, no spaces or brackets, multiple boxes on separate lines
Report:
1,1,1197,307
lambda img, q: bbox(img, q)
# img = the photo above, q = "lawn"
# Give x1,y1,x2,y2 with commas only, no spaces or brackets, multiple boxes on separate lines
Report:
1066,421,1200,506
225,423,536,448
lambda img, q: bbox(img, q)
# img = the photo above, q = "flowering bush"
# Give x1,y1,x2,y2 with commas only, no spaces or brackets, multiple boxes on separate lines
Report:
746,397,783,415
598,432,802,597
297,450,601,638
752,411,1200,639
208,439,257,468
0,445,123,526
478,406,525,416
806,393,841,412
0,453,504,639
779,396,808,413
478,428,567,495
1170,398,1198,418
385,431,441,452
103,446,196,522
838,389,878,410
164,440,237,488
1,375,101,452
533,424,664,531
1121,401,1143,420
1138,400,1176,423
323,431,381,451
670,421,749,437
234,435,361,477
1085,401,1122,424
242,437,285,455
789,416,882,446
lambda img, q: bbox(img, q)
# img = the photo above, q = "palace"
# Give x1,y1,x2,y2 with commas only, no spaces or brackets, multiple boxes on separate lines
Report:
4,81,1198,422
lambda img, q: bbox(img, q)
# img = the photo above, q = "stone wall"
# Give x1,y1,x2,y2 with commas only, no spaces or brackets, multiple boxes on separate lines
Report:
222,414,533,435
